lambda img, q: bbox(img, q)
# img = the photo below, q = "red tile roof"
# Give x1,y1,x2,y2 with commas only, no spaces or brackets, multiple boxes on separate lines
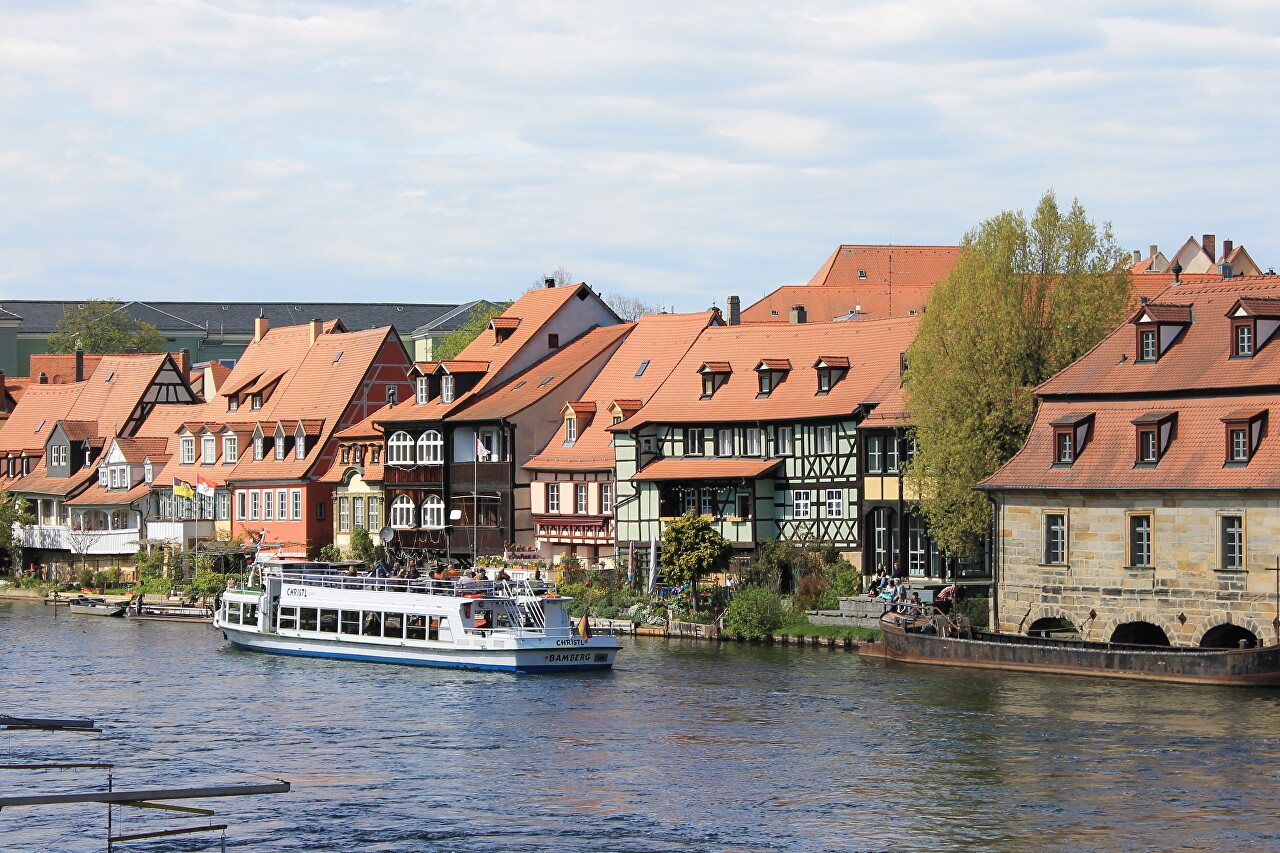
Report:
450,325,633,423
982,396,1280,490
66,481,151,507
8,460,97,498
1038,275,1280,397
613,316,918,428
806,245,961,289
742,285,933,324
631,458,782,481
524,312,717,471
27,353,105,383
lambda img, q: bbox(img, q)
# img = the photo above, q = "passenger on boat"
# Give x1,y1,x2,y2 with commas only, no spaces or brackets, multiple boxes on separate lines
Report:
496,568,511,583
904,592,923,616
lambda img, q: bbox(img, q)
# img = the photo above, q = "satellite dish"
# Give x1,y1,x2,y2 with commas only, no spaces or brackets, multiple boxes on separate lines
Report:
379,526,395,544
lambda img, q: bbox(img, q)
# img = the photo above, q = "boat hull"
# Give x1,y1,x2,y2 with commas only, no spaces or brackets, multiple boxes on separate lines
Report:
67,604,127,618
863,615,1280,687
220,626,617,673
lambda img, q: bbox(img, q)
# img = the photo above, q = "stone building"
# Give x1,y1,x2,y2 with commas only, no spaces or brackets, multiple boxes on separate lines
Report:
981,273,1280,648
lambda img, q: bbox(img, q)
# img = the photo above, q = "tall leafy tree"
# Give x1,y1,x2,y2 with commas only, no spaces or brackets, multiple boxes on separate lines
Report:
48,299,167,354
659,512,733,608
0,490,34,571
904,191,1130,558
433,301,513,361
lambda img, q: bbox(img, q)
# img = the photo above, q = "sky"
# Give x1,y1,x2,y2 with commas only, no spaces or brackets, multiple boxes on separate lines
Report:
2,1,1277,313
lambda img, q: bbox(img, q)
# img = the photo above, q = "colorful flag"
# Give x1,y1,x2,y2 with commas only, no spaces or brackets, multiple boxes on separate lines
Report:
172,477,194,499
475,435,488,460
195,475,216,498
577,613,591,640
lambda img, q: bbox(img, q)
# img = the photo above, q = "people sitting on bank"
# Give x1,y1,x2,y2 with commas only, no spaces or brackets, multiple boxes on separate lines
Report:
904,592,923,616
866,570,885,596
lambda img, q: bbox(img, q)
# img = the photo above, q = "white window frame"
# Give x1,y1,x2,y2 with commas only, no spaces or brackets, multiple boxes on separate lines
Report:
274,427,286,460
291,488,302,520
338,497,350,532
575,483,588,514
744,428,763,456
600,482,612,515
816,425,834,455
441,374,455,404
278,489,288,521
223,434,238,464
367,496,379,529
249,490,260,521
565,417,577,445
825,489,843,518
180,435,195,465
547,483,560,513
201,434,216,464
717,428,734,457
295,425,306,461
236,491,246,521
416,375,430,405
776,426,793,455
263,489,274,521
423,495,445,529
793,490,812,519
390,495,415,529
389,431,414,465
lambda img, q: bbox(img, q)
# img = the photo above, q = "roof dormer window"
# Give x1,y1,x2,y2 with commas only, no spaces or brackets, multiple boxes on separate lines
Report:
251,393,263,410
813,357,849,396
755,360,791,398
1226,298,1280,359
180,434,195,465
1132,411,1176,465
274,425,286,460
416,375,429,405
227,396,238,412
1131,302,1192,362
1050,412,1094,467
1222,409,1267,464
295,423,306,461
564,416,577,447
441,375,455,404
698,363,731,400
143,459,153,483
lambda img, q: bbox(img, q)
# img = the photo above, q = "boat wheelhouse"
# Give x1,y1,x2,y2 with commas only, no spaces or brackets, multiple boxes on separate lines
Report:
215,561,619,673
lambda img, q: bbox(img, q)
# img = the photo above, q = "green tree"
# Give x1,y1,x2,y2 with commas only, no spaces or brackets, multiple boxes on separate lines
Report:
904,190,1130,558
433,301,513,361
47,299,167,354
347,527,377,565
0,490,34,572
659,512,733,608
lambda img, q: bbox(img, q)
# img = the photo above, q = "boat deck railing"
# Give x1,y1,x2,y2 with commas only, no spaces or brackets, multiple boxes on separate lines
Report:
250,570,558,600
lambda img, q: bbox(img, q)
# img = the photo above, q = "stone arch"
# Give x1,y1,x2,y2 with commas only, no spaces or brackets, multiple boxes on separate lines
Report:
1100,611,1179,646
1192,612,1270,648
1020,604,1077,634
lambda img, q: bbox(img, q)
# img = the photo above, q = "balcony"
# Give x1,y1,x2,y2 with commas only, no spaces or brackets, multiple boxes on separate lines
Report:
145,519,217,549
383,464,445,486
18,525,142,555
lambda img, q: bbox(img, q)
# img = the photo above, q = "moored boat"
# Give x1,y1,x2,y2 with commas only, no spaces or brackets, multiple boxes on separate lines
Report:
214,561,619,673
861,609,1280,687
66,595,129,618
127,600,214,623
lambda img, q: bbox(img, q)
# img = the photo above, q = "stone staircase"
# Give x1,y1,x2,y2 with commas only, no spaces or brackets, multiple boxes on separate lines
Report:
806,596,892,630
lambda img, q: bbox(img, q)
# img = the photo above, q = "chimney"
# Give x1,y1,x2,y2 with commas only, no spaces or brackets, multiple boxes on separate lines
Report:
789,304,807,325
727,295,741,326
75,346,84,382
1149,244,1158,259
37,372,48,384
309,319,323,346
254,312,269,342
1220,261,1234,281
1222,239,1234,259
544,277,555,289
1203,234,1216,260
178,348,191,375
1132,250,1141,265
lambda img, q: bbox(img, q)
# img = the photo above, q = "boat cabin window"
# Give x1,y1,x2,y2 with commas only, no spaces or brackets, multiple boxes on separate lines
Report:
319,609,338,632
382,613,403,639
340,610,361,635
278,606,298,630
298,608,318,631
239,603,257,625
406,615,427,641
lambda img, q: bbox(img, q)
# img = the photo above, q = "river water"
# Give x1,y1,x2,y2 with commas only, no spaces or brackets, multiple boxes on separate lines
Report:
2,600,1279,852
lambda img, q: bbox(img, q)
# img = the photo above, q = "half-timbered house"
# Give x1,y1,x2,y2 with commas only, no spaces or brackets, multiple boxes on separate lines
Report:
611,315,919,568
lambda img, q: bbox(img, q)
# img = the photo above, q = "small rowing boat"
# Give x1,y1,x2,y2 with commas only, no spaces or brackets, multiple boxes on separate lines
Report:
65,596,128,618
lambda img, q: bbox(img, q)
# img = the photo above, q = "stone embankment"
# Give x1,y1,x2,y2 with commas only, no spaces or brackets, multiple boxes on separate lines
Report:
806,596,888,630
592,616,862,650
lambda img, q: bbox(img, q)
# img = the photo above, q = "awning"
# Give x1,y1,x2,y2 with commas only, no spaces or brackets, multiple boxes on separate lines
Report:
631,458,781,482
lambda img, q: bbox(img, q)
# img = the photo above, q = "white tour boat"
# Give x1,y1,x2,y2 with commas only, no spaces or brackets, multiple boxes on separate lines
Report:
214,561,620,673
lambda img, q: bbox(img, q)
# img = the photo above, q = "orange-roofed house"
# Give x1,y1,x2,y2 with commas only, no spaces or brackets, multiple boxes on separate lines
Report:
159,317,415,558
740,245,959,324
365,283,624,564
524,311,720,566
980,272,1280,649
610,314,919,568
1,353,201,578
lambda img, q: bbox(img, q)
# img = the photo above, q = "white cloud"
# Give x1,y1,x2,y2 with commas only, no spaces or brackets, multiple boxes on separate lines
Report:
0,0,1277,310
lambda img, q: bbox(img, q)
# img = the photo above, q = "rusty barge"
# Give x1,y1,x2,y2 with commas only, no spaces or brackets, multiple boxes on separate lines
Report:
860,610,1280,687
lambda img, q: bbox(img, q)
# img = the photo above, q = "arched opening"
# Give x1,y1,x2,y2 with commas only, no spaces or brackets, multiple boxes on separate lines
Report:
1028,617,1078,639
1200,623,1258,649
1110,621,1170,646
